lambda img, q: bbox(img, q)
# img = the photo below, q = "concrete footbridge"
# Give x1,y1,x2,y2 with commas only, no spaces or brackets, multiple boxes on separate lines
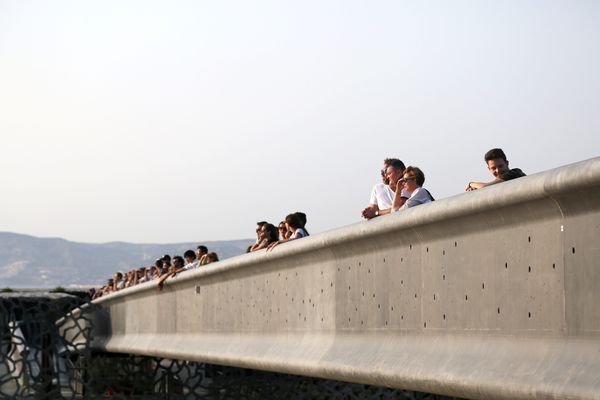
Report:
72,157,600,400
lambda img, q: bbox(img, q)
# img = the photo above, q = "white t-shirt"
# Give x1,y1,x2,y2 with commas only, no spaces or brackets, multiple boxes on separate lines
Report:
369,183,410,209
400,187,433,210
183,260,199,270
291,228,307,239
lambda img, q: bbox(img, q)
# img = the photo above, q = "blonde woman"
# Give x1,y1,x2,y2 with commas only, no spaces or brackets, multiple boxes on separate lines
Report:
392,166,434,211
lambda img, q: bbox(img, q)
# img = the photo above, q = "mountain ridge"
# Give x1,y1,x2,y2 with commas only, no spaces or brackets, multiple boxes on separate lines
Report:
0,232,253,288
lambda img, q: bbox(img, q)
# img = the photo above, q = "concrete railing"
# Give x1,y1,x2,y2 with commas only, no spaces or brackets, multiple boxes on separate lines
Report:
87,157,600,400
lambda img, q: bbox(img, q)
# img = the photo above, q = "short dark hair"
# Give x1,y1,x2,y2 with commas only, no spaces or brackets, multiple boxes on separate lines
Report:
500,168,526,181
383,158,400,166
161,254,171,261
183,249,196,259
484,148,507,163
294,212,307,227
404,166,425,187
285,213,303,230
196,245,208,254
256,221,267,227
173,256,184,267
388,159,406,172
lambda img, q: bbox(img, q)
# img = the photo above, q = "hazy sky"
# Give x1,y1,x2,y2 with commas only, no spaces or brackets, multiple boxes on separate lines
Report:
1,1,599,244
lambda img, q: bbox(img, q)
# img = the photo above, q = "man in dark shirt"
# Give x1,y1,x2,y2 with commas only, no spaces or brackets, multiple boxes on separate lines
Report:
466,148,525,191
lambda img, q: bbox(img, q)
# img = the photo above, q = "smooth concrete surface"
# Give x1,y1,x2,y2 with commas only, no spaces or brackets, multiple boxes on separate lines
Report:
89,157,600,400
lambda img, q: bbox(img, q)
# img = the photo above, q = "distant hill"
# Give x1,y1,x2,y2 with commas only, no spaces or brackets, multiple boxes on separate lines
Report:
0,232,253,288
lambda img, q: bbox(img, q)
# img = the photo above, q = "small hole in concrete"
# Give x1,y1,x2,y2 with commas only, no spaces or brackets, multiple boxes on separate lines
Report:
553,263,556,269
401,315,404,320
497,307,500,314
528,236,531,243
528,312,532,318
359,262,362,266
410,244,412,250
385,320,388,325
378,304,381,309
373,293,376,298
572,247,576,254
362,291,365,297
426,247,429,253
455,241,457,247
368,269,371,273
401,280,403,285
443,314,446,320
482,282,485,289
505,262,508,269
528,266,531,273
424,322,427,328
443,250,446,255
414,293,418,298
349,286,351,291
401,257,404,262
331,282,333,287
465,295,468,301
433,294,436,300
442,274,446,280
391,306,394,311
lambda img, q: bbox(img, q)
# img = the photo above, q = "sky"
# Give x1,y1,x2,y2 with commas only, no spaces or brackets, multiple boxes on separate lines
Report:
1,0,599,244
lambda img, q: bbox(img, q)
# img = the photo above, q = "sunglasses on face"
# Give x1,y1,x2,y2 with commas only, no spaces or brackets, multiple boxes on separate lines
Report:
381,169,387,176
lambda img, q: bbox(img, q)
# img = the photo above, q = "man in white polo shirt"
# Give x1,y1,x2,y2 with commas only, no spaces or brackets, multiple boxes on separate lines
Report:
362,158,409,219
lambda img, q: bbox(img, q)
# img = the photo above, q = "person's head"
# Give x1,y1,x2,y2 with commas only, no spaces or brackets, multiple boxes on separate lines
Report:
264,223,279,243
161,254,171,266
183,249,196,264
285,213,303,231
173,256,184,269
154,259,163,269
256,221,267,239
484,148,509,178
196,246,208,258
382,158,401,184
206,252,219,263
401,166,425,192
278,221,288,239
386,159,406,189
294,212,307,227
115,272,123,281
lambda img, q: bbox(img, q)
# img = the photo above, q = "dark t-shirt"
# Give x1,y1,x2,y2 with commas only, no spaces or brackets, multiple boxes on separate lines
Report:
500,168,526,181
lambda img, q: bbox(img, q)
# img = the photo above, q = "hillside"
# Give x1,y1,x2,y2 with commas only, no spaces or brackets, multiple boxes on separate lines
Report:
0,232,252,288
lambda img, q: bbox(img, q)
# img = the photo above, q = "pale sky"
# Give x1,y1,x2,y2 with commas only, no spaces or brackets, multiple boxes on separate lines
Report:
1,0,599,244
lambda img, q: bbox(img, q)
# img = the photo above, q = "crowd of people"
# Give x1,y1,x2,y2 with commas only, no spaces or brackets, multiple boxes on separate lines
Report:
91,246,219,299
93,148,523,298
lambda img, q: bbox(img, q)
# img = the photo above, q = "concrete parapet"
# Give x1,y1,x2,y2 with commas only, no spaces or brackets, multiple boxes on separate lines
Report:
91,157,600,400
